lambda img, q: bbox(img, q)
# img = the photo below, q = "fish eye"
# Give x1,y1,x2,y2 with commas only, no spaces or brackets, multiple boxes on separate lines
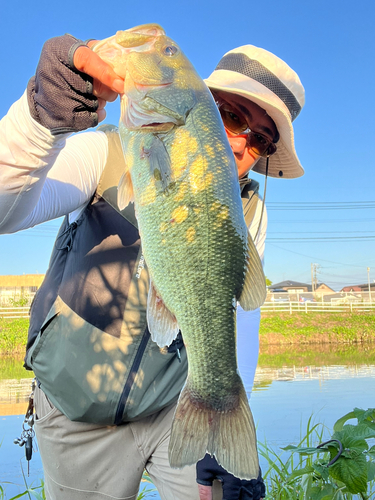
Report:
164,45,178,56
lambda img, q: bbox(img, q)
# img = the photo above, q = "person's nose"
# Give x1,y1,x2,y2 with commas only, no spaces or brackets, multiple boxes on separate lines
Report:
228,135,247,154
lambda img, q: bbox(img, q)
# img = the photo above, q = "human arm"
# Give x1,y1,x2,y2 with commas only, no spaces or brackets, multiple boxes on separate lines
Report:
0,93,109,232
0,34,124,233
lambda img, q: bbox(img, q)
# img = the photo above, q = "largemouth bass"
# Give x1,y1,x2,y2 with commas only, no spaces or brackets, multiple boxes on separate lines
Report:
93,24,266,480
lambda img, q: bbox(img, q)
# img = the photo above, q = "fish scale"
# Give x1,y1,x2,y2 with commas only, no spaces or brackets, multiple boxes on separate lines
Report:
93,23,266,480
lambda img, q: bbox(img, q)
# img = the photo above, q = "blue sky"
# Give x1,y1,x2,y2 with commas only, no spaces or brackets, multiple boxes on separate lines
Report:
0,0,374,290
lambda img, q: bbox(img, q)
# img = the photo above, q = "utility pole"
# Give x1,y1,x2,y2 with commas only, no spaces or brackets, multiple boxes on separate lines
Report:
368,267,372,304
311,263,314,292
311,263,320,293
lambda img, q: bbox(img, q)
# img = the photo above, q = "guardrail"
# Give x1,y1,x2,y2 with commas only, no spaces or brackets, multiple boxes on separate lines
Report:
261,301,375,313
0,307,30,319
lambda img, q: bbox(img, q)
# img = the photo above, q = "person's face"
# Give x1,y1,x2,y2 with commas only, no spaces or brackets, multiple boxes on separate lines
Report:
212,91,279,179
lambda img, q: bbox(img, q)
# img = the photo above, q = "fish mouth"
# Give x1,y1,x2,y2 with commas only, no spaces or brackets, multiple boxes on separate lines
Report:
121,94,186,131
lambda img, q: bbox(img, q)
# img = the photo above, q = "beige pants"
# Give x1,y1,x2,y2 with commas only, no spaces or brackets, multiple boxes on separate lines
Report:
34,386,222,500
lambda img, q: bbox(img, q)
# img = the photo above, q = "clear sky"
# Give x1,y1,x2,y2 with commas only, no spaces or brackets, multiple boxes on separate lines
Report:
0,0,374,290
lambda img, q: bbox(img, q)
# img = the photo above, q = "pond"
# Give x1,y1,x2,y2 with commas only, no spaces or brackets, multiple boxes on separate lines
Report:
0,342,374,499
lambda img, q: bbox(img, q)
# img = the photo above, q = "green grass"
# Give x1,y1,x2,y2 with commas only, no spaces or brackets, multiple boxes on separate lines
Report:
0,319,29,355
1,313,375,356
0,355,33,380
260,312,375,345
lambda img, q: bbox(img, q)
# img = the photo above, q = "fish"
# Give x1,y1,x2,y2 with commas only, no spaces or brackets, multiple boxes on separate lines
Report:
93,24,267,480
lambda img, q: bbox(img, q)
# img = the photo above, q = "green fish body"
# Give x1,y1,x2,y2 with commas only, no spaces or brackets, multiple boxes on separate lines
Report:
93,24,266,479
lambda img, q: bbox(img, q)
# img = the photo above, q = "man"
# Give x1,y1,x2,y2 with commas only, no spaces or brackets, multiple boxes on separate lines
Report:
0,31,304,500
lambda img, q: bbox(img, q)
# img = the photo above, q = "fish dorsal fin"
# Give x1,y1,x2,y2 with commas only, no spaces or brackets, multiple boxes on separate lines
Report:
147,280,180,347
117,170,134,210
238,232,267,310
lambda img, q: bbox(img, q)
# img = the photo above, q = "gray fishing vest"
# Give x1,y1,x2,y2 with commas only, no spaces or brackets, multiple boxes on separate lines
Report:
24,126,260,425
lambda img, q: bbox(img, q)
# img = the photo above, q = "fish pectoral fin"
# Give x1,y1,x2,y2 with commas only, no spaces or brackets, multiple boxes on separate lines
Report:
147,136,175,192
147,280,179,347
238,232,267,311
117,170,134,210
168,378,260,480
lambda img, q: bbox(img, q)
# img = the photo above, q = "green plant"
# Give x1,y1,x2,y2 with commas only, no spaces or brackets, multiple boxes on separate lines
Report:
8,296,30,308
137,472,157,499
260,408,375,499
0,318,29,354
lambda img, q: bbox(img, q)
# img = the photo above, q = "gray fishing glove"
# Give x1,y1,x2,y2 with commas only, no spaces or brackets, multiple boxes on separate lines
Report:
27,34,98,135
196,454,266,500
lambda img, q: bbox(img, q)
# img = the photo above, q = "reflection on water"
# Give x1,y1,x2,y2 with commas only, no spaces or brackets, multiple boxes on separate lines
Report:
0,343,374,499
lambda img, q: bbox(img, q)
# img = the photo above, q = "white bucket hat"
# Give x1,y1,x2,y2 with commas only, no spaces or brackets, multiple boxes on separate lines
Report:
204,45,305,179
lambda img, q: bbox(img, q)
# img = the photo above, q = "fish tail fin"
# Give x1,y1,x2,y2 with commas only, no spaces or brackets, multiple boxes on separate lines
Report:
168,378,259,480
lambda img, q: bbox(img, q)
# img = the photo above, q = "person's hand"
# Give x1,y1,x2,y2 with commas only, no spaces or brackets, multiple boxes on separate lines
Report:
73,41,123,123
196,454,265,500
27,34,124,135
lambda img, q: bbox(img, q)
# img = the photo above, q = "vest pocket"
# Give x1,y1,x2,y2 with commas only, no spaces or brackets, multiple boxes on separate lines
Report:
27,295,140,425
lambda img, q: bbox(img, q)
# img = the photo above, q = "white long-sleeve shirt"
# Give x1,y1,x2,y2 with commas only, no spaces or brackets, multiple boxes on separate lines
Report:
0,91,267,392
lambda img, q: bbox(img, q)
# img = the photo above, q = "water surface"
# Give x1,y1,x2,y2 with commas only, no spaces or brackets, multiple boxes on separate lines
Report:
1,343,374,498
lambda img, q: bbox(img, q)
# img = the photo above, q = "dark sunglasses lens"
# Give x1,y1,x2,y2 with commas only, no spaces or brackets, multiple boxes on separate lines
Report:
249,133,277,157
219,107,248,135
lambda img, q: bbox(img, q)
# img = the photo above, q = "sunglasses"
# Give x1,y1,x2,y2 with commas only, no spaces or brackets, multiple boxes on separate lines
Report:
216,99,277,158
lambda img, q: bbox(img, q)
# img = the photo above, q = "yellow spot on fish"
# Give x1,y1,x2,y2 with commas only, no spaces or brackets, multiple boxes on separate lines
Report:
140,183,157,205
174,182,188,202
218,206,229,220
186,227,196,243
170,129,199,178
171,205,189,223
210,201,221,212
204,144,216,158
190,156,211,193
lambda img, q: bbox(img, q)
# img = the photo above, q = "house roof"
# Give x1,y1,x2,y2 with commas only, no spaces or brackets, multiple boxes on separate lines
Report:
269,280,335,293
340,283,375,291
340,285,362,292
269,280,311,290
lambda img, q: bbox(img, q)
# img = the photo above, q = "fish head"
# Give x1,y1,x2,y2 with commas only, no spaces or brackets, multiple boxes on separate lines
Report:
93,24,203,131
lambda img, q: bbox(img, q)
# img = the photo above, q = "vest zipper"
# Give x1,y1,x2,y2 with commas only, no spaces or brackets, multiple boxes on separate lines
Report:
114,328,150,425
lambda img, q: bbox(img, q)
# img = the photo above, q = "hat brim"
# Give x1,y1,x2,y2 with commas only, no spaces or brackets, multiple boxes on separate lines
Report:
204,70,304,179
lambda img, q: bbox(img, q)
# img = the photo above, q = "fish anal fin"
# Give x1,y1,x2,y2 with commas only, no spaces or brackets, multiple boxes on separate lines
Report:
147,280,179,347
238,232,267,311
168,378,259,480
117,170,134,210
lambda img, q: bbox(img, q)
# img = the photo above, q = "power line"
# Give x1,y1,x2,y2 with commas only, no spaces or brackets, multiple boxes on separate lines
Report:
269,231,375,235
266,242,372,268
267,236,375,241
267,201,375,211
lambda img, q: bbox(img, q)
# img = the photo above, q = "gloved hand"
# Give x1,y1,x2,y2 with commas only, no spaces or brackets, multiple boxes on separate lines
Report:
196,454,265,500
27,34,124,135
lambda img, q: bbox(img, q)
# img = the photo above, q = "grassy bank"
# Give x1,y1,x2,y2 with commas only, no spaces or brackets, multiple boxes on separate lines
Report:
260,311,375,345
0,318,29,355
0,312,374,356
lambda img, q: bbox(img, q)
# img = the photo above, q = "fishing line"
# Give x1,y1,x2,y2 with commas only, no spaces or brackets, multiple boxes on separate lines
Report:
254,156,269,242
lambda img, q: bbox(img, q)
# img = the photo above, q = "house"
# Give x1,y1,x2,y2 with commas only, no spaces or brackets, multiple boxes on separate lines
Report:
340,285,362,293
267,280,336,301
340,283,375,292
268,280,311,293
0,274,45,305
